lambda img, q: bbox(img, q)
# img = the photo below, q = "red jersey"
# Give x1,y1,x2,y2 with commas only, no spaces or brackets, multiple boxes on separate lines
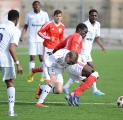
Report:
54,33,83,54
38,21,64,49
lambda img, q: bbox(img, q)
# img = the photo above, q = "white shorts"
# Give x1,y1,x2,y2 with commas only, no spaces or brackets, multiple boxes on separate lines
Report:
81,53,92,62
29,42,44,55
66,62,86,81
0,67,16,81
48,67,64,85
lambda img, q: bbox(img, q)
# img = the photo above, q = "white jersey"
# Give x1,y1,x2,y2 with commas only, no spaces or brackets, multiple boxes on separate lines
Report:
82,20,100,55
25,10,49,43
0,21,20,67
45,49,70,69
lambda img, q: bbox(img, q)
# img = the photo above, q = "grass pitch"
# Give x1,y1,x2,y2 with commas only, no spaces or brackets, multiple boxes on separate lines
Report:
0,48,123,120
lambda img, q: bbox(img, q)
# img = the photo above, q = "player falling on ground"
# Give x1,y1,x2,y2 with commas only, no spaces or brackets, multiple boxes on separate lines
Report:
35,49,78,107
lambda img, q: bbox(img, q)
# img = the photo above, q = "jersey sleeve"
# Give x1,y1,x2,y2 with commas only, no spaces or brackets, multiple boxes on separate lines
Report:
54,39,67,51
59,26,64,42
38,22,51,40
25,14,29,25
95,22,100,37
10,27,21,46
69,35,82,53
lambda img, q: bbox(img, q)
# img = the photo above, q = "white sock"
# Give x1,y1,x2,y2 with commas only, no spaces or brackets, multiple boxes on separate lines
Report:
92,82,98,93
7,87,15,112
64,78,74,89
40,84,54,93
37,85,52,104
29,61,35,71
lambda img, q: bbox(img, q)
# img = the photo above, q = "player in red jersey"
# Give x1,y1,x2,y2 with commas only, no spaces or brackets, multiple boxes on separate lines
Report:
51,23,100,106
29,10,64,82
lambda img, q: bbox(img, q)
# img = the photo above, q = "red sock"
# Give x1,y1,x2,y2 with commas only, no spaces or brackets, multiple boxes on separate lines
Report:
32,67,43,73
73,74,97,97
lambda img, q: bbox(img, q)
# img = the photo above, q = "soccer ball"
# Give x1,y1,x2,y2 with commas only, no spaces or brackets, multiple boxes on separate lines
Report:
117,96,123,108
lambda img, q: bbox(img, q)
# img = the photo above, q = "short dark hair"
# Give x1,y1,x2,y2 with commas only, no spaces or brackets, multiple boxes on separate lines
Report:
32,1,40,6
76,23,87,32
8,10,19,21
54,10,62,16
89,9,98,15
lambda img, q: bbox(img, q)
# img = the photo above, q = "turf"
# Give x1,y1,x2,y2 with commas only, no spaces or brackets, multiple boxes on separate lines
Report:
0,48,123,120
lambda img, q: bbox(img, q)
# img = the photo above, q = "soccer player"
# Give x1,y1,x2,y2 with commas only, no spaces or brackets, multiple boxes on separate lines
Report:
51,23,100,106
20,1,49,82
35,49,78,107
82,9,106,96
0,10,23,116
35,23,87,99
38,9,64,82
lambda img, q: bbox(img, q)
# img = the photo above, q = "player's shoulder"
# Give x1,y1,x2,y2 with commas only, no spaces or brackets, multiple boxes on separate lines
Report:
40,10,48,15
95,21,100,26
59,22,64,27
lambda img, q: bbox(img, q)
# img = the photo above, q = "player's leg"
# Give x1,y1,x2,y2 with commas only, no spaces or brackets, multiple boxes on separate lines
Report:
38,42,45,82
68,64,99,106
87,61,105,96
2,67,16,116
28,42,36,82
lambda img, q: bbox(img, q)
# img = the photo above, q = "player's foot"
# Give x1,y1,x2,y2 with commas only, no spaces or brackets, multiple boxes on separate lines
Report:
40,77,45,83
36,87,42,99
65,95,72,106
27,72,34,83
93,90,105,96
8,111,17,117
63,87,69,95
66,93,80,106
35,103,48,107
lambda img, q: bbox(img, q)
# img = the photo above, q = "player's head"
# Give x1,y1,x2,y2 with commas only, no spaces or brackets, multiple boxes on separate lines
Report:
65,51,78,65
32,1,41,13
76,23,88,38
8,10,19,26
89,9,98,24
53,10,63,24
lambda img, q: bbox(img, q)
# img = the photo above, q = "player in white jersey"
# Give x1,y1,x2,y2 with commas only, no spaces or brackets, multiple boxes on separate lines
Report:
20,1,49,82
82,9,106,96
0,10,23,116
35,49,78,107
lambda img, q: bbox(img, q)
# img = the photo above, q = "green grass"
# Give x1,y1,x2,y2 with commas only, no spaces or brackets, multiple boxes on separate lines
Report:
0,48,123,120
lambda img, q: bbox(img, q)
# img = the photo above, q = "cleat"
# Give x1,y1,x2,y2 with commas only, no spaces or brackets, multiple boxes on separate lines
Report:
8,111,17,117
68,93,80,106
27,72,34,83
40,77,45,83
63,87,69,95
65,95,72,106
35,103,48,107
93,90,105,96
36,87,42,99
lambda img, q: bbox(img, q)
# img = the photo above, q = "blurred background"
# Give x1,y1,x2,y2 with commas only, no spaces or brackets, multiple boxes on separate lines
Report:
0,0,123,48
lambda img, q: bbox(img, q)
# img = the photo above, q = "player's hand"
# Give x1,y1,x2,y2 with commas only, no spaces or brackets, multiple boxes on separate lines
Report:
102,47,106,53
16,64,23,74
19,37,23,42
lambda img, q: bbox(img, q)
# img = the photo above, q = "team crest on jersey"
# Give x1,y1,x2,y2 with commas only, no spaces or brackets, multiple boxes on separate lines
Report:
59,28,62,33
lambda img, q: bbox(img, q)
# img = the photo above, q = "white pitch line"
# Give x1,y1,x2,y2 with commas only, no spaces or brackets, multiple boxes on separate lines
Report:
0,101,116,105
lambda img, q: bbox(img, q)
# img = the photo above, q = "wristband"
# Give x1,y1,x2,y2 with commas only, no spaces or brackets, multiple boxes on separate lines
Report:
15,60,20,65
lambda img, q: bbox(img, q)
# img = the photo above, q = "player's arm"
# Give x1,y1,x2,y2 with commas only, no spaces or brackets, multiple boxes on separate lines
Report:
95,37,106,52
52,40,67,53
9,43,23,74
20,24,28,42
59,27,64,42
69,36,82,53
38,22,51,40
